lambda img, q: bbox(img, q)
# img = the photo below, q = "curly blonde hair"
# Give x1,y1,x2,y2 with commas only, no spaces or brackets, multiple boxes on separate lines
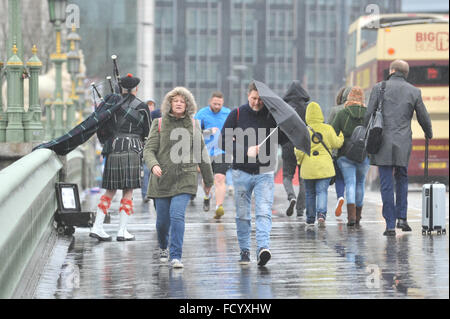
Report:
161,87,198,117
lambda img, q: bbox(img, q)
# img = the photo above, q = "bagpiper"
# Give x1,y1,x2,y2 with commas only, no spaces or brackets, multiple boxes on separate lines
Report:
90,73,151,241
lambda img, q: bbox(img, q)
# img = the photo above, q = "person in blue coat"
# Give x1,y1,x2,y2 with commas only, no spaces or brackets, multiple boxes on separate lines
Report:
195,92,231,219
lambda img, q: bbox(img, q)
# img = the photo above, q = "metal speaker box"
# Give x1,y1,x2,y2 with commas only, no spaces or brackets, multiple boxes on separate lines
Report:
55,183,94,235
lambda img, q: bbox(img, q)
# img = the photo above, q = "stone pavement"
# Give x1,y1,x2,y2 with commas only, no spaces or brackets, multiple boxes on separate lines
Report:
33,183,449,299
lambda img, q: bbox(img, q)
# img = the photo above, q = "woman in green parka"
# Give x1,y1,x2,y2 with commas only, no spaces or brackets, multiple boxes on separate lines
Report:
143,87,213,268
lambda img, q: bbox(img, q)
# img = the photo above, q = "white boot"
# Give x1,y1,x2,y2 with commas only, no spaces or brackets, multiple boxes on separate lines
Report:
89,207,112,241
117,210,135,241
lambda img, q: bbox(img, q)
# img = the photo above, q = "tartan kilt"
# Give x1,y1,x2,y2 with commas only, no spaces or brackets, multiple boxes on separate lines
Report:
102,151,142,190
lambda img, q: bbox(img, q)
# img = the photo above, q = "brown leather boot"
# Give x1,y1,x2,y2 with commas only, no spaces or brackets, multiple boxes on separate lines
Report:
347,204,356,227
356,206,362,227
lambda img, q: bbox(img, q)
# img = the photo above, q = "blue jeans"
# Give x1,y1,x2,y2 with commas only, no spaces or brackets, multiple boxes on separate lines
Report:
337,156,370,207
233,170,274,253
141,163,150,200
154,193,192,260
378,166,408,230
226,168,233,186
304,178,331,223
334,163,345,199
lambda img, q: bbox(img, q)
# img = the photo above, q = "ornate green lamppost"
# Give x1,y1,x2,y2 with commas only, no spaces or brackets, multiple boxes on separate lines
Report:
44,97,53,140
5,45,24,142
24,45,44,142
0,61,6,142
48,0,68,138
66,24,81,131
76,72,86,122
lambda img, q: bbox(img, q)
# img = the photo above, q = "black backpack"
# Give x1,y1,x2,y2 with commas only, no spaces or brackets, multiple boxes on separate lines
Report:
344,125,368,163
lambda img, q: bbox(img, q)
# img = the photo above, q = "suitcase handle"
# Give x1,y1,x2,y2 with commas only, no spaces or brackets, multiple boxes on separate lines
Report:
424,136,429,183
429,183,433,229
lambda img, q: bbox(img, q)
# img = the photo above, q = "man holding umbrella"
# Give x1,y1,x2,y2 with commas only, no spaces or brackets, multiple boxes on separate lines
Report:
220,81,308,266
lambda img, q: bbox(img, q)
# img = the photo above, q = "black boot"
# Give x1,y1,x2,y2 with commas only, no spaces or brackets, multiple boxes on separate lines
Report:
383,228,396,236
286,198,296,216
396,219,412,231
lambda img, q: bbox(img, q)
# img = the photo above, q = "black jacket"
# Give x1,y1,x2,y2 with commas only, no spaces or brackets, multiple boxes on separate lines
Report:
283,80,310,122
98,94,151,155
220,103,288,174
282,81,310,164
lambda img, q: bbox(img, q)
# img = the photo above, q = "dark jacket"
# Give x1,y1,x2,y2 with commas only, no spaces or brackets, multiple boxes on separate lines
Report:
282,81,310,164
220,103,288,174
98,94,151,155
331,104,366,158
364,72,433,167
151,109,162,121
283,80,310,122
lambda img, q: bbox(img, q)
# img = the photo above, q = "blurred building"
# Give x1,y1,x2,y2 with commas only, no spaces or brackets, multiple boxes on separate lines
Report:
72,0,402,112
144,0,401,114
72,0,138,93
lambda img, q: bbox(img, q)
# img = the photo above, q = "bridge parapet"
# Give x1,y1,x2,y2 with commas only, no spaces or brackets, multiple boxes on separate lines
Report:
0,145,93,298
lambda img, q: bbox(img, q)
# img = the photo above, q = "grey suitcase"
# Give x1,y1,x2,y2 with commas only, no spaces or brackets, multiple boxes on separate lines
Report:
422,138,447,235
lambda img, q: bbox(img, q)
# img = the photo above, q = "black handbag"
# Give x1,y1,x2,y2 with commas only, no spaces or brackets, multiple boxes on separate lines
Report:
308,126,336,185
366,81,386,155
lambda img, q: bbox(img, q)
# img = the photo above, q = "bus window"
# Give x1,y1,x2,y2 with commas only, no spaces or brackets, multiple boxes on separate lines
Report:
359,28,377,52
345,31,357,74
383,65,449,85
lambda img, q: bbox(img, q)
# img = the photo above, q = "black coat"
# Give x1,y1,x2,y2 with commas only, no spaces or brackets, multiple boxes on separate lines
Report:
97,94,151,155
281,81,310,164
364,72,433,167
283,80,310,122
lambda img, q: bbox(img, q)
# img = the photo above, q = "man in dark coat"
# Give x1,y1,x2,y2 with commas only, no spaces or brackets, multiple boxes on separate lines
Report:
364,60,433,236
281,81,309,216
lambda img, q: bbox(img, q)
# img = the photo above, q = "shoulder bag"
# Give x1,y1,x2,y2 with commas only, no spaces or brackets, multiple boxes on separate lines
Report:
366,81,386,155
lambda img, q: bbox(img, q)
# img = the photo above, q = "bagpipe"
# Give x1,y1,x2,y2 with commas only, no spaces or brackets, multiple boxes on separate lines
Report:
33,55,132,155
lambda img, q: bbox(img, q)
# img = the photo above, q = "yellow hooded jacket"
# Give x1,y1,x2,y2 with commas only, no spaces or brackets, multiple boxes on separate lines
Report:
295,102,344,180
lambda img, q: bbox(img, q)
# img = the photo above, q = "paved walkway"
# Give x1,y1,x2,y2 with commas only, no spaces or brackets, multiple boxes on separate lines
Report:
33,183,449,299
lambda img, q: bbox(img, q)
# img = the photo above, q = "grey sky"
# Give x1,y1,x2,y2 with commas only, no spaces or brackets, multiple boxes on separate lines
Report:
402,0,449,12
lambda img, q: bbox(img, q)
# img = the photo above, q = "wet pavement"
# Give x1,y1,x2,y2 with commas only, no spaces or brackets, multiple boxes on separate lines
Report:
33,183,449,299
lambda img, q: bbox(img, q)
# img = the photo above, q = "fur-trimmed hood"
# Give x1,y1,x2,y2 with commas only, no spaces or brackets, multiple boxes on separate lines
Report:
160,87,198,117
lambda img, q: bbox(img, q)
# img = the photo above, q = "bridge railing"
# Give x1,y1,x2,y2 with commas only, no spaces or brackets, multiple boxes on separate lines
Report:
0,141,96,298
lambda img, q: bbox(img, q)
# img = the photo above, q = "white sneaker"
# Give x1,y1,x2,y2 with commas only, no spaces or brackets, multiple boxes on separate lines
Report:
159,248,169,262
171,259,184,268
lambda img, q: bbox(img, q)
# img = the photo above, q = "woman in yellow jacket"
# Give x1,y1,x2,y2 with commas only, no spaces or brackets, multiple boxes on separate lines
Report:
295,102,344,226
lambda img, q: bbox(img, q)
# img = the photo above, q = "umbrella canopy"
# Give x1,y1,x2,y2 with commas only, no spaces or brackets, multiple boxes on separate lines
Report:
33,93,129,156
254,80,310,156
